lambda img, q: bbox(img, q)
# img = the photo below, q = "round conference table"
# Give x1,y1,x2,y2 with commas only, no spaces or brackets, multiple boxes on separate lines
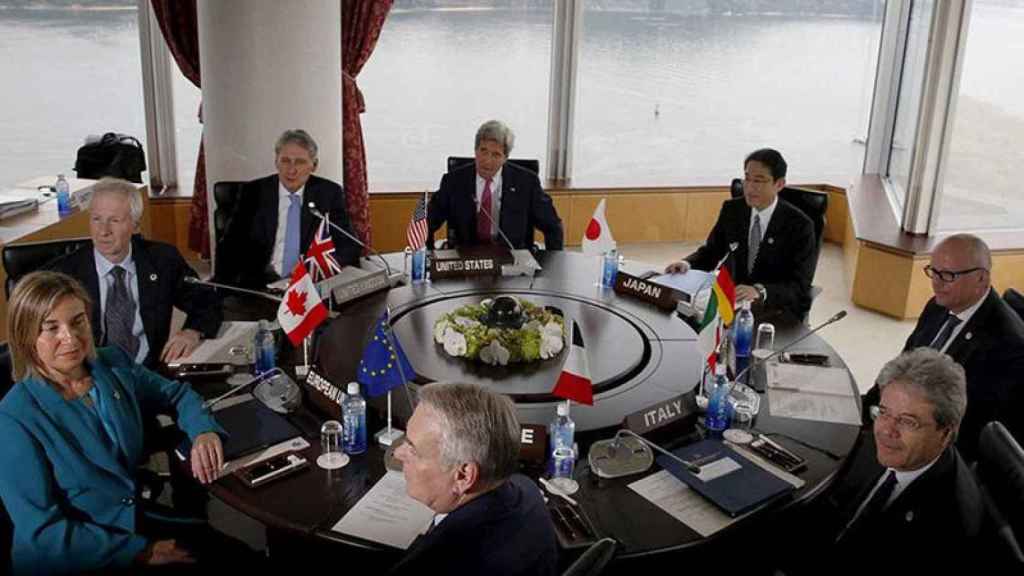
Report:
202,250,863,568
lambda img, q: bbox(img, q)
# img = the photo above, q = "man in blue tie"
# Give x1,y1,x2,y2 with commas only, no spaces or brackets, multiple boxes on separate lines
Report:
862,233,1024,460
216,129,361,289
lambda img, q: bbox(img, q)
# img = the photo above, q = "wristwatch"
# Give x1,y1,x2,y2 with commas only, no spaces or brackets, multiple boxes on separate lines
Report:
754,283,767,302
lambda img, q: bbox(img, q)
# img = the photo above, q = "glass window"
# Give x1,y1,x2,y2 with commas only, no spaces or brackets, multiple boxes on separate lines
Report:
359,3,553,191
573,1,884,187
172,67,203,195
938,0,1024,231
887,0,935,208
0,5,146,188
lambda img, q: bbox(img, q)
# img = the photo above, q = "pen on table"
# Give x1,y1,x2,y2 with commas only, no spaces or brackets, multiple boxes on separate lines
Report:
553,506,577,539
757,434,800,461
539,477,578,507
767,384,853,397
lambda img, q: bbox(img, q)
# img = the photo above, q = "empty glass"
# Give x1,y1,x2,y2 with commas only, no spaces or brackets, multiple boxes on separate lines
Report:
549,445,579,495
752,323,776,388
729,383,761,430
317,420,349,470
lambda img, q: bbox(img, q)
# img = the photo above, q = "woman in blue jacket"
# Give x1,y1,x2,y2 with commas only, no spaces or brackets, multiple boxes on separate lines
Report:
0,271,227,574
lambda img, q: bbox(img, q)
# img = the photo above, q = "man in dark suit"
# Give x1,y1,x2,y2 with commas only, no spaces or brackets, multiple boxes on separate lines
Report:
790,349,989,573
427,120,563,251
216,129,361,289
863,233,1024,461
665,148,816,320
50,178,222,368
390,382,557,576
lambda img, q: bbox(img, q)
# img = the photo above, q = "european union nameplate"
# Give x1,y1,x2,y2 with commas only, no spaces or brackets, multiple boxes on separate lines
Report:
304,368,344,419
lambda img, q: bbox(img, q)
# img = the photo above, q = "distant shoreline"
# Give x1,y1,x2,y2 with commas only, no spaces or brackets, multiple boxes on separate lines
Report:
0,5,136,12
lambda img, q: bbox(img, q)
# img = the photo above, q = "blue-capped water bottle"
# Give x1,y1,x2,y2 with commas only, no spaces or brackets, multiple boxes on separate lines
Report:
56,174,72,217
253,319,276,376
548,402,576,458
600,249,619,288
734,300,754,382
705,363,734,437
342,382,367,455
411,247,428,283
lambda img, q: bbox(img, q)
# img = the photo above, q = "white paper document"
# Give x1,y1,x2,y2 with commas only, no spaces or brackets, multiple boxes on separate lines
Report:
766,363,861,425
649,270,713,294
169,321,259,366
331,471,434,549
629,470,737,537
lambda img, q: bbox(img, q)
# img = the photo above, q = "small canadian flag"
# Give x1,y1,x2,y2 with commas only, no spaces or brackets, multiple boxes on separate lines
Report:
277,262,328,346
581,198,616,255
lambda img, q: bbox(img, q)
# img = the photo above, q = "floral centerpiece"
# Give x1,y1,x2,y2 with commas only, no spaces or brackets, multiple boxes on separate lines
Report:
433,296,565,366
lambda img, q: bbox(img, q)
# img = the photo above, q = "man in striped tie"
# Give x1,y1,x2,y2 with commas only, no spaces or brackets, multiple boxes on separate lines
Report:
863,234,1024,460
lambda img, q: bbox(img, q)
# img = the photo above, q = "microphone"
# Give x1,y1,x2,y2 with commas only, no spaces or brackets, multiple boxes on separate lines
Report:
477,202,542,275
306,203,393,278
476,201,518,255
203,366,298,414
588,429,705,479
733,309,848,386
184,276,282,303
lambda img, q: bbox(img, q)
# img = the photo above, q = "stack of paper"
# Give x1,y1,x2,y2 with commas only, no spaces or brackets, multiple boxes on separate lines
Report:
0,189,39,220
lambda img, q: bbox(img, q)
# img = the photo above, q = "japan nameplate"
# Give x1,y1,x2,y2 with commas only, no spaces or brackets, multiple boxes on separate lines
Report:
613,271,682,310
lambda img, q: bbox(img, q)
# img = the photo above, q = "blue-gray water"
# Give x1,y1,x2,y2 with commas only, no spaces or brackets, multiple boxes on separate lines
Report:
0,2,1020,231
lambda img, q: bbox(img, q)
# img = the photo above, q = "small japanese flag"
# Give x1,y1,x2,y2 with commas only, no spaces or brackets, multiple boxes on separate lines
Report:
582,198,616,255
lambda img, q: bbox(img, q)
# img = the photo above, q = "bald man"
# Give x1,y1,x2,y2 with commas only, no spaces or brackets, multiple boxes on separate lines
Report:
862,234,1024,460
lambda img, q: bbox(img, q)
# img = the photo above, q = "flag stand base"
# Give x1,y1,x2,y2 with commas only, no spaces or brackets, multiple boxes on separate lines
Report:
375,427,405,446
295,365,310,378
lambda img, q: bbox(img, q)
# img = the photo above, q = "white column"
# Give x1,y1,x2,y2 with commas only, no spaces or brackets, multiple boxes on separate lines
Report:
198,0,342,260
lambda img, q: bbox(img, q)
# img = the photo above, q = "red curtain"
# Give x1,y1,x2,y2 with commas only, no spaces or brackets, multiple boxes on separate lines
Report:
149,0,210,258
341,0,393,249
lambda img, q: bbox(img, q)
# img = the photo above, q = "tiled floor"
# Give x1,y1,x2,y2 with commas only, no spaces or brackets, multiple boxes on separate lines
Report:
615,241,919,393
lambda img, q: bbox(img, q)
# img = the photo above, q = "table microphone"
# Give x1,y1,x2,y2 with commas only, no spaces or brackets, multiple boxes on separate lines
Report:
306,203,393,278
477,203,541,274
184,276,282,302
733,309,849,385
588,429,704,479
476,201,518,255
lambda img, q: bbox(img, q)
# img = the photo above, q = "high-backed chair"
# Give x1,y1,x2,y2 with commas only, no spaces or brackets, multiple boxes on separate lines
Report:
562,537,617,576
212,181,246,283
976,421,1024,563
2,238,92,298
1003,288,1024,322
446,156,540,175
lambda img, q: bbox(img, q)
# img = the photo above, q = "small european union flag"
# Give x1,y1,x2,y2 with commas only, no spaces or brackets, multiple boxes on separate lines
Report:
357,315,415,397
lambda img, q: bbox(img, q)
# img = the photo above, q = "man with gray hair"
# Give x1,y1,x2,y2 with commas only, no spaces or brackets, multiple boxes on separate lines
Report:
216,129,361,289
862,233,1024,460
50,177,222,366
390,382,557,575
797,348,988,572
427,120,563,250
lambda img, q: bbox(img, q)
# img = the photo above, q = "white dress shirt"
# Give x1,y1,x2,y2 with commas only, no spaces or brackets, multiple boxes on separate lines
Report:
475,169,503,240
94,247,149,364
271,181,305,276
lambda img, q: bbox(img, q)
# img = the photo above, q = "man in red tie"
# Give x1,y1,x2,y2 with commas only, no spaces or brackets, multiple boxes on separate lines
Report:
427,120,563,251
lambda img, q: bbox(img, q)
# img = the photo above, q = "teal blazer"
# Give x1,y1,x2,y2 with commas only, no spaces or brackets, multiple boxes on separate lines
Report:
0,347,223,575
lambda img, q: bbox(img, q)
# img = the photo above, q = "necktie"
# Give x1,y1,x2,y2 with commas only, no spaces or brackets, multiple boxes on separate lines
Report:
477,178,493,244
930,314,963,350
748,213,762,274
105,266,139,360
282,193,302,275
838,470,897,543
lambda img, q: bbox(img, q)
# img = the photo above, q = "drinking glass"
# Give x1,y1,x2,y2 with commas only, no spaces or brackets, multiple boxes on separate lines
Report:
317,420,349,470
752,323,776,389
549,446,579,494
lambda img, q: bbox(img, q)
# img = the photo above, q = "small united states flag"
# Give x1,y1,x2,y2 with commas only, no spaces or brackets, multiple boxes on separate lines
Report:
407,195,429,250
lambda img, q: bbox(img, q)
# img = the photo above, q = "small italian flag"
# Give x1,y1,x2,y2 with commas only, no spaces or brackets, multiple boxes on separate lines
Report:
697,266,736,372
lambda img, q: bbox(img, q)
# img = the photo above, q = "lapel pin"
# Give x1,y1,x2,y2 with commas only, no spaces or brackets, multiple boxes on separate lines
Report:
767,237,774,245
113,390,121,400
965,332,973,341
149,273,157,282
905,511,914,522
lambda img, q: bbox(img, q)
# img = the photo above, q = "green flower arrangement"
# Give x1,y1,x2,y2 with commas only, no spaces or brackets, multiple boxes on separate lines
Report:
433,297,565,365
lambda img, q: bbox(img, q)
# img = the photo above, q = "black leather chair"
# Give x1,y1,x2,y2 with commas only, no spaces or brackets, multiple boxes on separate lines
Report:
2,237,92,298
976,421,1024,564
1004,288,1024,322
446,156,540,175
729,178,829,253
0,343,12,400
212,181,246,283
563,537,617,576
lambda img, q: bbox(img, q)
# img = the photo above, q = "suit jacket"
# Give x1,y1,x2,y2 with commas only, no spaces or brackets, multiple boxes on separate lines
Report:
0,347,224,575
50,236,222,368
388,474,558,576
215,174,362,289
686,197,816,320
863,288,1024,461
427,163,564,251
812,434,987,573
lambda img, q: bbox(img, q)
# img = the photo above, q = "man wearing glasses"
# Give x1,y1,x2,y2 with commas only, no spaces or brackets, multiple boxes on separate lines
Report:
863,233,1024,460
664,148,816,320
803,349,988,571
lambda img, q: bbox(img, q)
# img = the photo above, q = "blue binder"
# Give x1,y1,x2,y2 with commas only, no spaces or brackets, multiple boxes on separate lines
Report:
656,438,795,517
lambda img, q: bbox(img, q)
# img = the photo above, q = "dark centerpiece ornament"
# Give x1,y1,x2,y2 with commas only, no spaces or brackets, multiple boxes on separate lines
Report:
433,296,565,365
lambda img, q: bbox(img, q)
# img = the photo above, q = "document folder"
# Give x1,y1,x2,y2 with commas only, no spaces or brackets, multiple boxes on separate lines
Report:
179,396,303,462
656,438,795,517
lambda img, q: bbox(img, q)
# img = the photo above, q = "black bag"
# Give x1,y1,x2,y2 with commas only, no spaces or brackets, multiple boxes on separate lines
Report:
74,132,147,183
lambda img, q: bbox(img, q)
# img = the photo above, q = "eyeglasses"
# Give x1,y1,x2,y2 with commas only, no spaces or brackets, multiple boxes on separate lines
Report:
923,265,986,283
869,405,932,433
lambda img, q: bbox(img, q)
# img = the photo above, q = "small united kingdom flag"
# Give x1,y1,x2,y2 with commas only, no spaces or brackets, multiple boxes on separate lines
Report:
304,217,343,282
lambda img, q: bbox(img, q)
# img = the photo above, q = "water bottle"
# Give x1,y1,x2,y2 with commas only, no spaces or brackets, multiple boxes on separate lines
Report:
600,249,619,288
56,174,72,217
705,363,734,437
253,320,276,375
548,402,576,459
342,382,367,455
411,247,428,283
734,300,754,382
